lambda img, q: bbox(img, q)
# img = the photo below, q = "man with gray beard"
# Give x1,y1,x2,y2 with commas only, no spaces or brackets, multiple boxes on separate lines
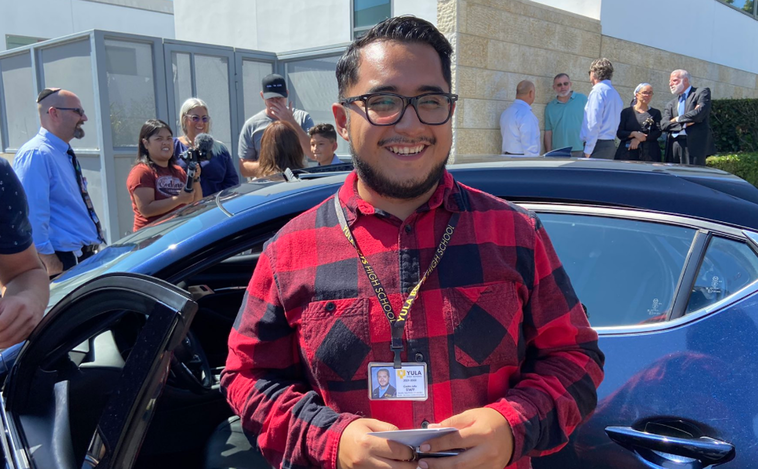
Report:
544,73,587,158
661,69,715,166
13,88,104,277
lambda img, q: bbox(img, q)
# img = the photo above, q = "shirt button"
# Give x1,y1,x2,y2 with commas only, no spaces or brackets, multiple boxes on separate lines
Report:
325,302,336,312
415,352,424,362
404,225,412,233
421,420,429,429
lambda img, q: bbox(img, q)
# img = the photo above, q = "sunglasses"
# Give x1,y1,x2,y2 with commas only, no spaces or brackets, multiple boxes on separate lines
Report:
555,82,570,87
52,106,86,117
187,114,210,123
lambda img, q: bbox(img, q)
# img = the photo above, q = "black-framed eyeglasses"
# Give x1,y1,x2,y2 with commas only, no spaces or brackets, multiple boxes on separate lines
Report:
187,114,210,123
51,107,85,117
340,92,458,126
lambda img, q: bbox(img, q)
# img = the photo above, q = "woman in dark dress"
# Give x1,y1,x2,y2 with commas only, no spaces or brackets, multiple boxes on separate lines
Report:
615,83,662,162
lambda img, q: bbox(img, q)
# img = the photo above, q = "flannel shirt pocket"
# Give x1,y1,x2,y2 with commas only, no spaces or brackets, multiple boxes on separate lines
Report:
446,282,522,368
301,298,372,385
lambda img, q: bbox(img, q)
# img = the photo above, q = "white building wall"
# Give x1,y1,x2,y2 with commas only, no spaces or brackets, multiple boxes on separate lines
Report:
174,0,437,52
0,0,174,52
600,0,758,74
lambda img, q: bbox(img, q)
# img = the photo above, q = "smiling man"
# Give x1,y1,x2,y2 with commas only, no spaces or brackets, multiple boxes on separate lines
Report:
223,16,604,469
13,88,105,277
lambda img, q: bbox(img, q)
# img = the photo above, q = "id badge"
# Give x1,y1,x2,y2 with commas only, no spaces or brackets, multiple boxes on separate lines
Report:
368,362,428,401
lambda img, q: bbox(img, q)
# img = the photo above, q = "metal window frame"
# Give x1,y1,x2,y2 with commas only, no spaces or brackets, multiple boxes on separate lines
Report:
351,0,393,40
716,0,758,19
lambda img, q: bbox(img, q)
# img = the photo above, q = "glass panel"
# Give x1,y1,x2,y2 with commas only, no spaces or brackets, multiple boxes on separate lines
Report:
539,213,696,327
242,59,272,123
194,54,232,147
5,34,47,50
105,39,156,148
285,55,348,158
723,0,755,13
354,0,391,29
686,237,758,314
39,40,98,150
171,52,192,134
0,52,37,150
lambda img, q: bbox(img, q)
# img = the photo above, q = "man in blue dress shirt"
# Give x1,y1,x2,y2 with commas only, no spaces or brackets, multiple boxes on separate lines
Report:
580,58,623,159
13,88,104,277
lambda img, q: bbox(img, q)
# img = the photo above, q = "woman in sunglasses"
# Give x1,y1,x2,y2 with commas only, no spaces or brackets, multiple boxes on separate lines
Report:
174,97,239,196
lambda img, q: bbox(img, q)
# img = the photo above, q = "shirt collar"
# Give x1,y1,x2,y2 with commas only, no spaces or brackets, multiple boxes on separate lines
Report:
681,86,692,99
514,98,532,109
338,169,464,226
594,79,612,89
38,127,71,155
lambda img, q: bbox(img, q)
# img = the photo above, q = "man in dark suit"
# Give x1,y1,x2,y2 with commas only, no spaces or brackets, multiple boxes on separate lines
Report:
371,368,396,399
661,69,716,165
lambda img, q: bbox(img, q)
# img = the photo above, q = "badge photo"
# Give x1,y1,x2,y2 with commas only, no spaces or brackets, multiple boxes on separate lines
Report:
367,362,428,401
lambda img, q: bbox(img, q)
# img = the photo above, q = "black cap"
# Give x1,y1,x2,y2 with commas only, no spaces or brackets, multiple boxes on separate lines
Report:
262,74,287,99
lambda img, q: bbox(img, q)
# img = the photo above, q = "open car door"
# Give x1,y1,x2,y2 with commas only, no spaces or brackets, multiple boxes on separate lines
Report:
0,273,197,469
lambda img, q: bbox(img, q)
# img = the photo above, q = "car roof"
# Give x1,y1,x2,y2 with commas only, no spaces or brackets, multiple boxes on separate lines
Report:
221,159,758,230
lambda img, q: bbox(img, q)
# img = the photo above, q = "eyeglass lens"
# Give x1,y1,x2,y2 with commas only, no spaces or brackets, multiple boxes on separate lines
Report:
365,94,452,125
189,115,209,123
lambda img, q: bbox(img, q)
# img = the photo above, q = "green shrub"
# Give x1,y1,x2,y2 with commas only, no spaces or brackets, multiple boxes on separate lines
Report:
706,152,758,187
711,99,758,153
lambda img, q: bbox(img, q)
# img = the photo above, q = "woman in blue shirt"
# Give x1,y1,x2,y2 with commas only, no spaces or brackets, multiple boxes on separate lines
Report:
174,98,239,196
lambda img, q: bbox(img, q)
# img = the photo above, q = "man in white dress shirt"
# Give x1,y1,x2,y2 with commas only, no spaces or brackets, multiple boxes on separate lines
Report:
500,80,540,157
580,58,623,159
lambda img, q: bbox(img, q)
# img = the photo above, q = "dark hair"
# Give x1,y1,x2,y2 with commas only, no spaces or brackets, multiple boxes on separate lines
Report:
136,119,176,170
258,121,305,177
308,123,338,141
589,58,614,82
336,16,453,99
553,73,570,82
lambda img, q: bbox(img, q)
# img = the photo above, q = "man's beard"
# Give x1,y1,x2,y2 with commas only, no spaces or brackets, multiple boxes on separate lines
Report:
350,140,447,200
73,124,85,139
557,89,572,98
670,83,684,95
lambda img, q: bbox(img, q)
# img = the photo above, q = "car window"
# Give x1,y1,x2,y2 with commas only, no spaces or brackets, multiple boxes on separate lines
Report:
685,236,758,314
539,213,696,327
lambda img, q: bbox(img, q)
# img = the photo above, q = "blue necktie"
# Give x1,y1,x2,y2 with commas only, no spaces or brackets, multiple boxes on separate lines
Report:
674,94,687,137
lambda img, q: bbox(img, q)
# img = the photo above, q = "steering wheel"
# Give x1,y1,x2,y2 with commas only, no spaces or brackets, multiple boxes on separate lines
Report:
169,330,214,393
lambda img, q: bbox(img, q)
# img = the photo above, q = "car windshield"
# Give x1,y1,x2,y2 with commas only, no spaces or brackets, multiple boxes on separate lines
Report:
48,197,224,308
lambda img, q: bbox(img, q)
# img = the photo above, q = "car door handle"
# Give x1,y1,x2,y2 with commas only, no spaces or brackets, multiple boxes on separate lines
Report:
605,426,735,466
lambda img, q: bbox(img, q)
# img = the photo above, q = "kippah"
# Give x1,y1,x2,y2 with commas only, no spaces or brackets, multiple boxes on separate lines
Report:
36,88,61,103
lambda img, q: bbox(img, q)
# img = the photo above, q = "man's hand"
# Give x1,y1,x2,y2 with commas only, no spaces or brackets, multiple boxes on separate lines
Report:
39,253,63,276
629,138,641,150
0,295,44,348
268,100,298,126
584,153,591,158
418,408,514,469
337,418,417,469
0,246,49,347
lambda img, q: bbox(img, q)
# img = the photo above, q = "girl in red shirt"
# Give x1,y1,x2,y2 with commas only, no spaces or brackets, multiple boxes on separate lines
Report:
126,119,202,232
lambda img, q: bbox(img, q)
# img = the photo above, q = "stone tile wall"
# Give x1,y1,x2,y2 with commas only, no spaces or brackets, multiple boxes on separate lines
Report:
438,0,758,162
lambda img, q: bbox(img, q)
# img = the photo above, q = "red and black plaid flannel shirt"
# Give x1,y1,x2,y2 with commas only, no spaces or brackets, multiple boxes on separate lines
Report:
222,170,604,469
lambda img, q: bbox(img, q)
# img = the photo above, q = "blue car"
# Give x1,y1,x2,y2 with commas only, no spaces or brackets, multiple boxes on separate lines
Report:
1,159,757,469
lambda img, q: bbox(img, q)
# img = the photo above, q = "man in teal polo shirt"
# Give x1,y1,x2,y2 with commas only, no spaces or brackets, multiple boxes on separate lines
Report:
544,73,587,158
